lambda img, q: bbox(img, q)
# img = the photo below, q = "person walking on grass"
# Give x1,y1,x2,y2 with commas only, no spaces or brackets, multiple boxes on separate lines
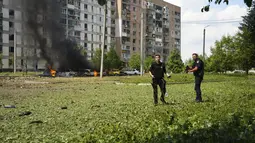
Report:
149,54,171,105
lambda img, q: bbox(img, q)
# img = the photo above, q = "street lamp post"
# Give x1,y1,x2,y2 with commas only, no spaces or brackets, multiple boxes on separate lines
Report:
140,8,144,76
203,25,209,58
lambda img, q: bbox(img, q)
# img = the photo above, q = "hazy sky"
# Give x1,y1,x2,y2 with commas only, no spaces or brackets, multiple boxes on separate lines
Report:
164,0,248,61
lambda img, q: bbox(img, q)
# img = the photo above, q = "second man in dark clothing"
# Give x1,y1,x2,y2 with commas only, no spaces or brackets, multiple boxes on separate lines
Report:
149,54,170,105
188,53,204,102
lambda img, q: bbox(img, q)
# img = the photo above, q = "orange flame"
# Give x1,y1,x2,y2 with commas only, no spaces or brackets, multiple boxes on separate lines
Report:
48,66,56,77
94,70,98,77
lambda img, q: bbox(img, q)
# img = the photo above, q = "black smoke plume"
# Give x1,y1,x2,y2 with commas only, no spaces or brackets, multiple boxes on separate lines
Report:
24,0,91,71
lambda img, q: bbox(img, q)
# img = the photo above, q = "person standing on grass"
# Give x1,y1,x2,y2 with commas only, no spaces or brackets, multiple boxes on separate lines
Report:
188,53,204,102
149,54,171,105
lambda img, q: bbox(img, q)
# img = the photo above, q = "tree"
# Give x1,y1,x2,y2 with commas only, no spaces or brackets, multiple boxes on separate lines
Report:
235,29,255,74
97,0,107,6
105,47,122,69
144,56,154,72
201,0,253,12
239,1,255,45
75,45,87,57
208,35,237,73
92,48,107,70
128,53,140,70
166,48,184,73
236,2,255,74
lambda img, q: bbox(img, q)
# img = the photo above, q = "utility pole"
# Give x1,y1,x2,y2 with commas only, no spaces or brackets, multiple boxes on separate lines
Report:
140,8,144,76
203,25,209,58
66,0,68,39
100,4,107,78
14,29,16,73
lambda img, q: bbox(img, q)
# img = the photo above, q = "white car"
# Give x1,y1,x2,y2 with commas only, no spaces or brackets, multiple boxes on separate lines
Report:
123,69,140,75
248,69,255,74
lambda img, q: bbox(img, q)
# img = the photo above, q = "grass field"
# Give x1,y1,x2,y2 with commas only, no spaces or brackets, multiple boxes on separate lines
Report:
0,74,255,142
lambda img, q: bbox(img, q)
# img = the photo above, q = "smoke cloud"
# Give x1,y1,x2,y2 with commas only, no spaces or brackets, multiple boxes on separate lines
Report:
24,0,91,71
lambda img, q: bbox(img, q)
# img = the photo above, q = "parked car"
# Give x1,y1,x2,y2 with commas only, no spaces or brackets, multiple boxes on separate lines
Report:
248,68,255,74
233,70,245,74
108,69,120,76
122,69,140,75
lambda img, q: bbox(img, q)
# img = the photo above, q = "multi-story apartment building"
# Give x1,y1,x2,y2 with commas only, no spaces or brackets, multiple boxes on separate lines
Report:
115,0,143,63
144,0,181,62
0,0,114,71
115,0,180,63
0,0,43,71
0,0,180,71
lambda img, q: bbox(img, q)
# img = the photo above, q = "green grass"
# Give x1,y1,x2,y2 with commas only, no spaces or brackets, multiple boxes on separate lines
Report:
0,74,255,142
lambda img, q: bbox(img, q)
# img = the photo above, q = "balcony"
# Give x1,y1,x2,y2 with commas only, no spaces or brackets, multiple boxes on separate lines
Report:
163,22,169,27
155,29,162,35
155,38,162,42
156,9,162,13
163,37,170,42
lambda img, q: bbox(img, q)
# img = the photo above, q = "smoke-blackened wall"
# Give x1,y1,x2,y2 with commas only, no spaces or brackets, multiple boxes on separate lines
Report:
24,0,91,71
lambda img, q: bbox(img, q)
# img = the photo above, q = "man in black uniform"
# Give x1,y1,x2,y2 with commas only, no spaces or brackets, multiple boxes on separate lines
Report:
149,54,170,105
188,53,204,102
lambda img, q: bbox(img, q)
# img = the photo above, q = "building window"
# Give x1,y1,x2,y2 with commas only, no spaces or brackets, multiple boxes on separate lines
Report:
9,22,14,28
99,8,101,13
133,0,136,3
133,7,136,11
84,4,87,9
133,47,136,51
133,39,136,43
0,45,2,52
9,47,14,53
133,31,136,36
21,59,23,66
100,17,102,22
92,15,93,20
85,14,88,19
85,33,87,39
9,9,14,17
68,0,74,5
100,26,101,32
92,6,93,12
85,24,87,30
92,25,93,31
91,34,93,41
9,34,14,40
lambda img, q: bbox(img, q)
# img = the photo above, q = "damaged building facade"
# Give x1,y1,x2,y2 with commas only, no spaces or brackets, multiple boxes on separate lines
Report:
0,0,180,71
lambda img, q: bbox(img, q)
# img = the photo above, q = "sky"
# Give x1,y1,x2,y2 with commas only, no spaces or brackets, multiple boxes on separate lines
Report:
164,0,249,62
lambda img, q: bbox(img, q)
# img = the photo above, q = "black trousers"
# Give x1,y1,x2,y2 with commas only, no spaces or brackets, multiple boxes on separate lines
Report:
194,76,203,101
151,78,166,104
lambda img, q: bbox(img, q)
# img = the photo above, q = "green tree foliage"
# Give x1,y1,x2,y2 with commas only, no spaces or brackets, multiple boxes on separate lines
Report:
129,53,140,70
144,56,154,72
237,2,255,74
166,48,184,73
208,35,237,73
235,29,255,74
201,0,253,12
105,47,122,69
92,48,107,70
75,45,87,57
